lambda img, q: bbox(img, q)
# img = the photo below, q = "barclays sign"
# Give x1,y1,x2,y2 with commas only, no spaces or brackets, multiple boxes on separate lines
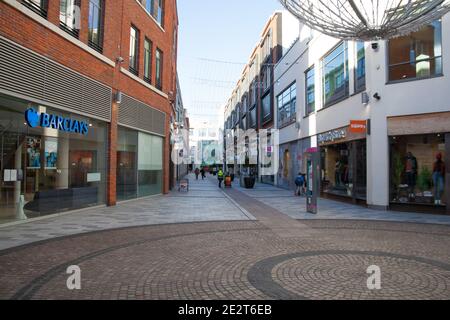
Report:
25,108,89,135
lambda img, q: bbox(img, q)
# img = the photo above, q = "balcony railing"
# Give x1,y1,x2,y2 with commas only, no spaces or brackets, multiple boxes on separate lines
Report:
21,0,48,18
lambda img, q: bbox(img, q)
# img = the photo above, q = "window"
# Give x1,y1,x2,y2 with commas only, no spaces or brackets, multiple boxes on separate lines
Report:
388,20,442,82
277,82,297,127
88,0,104,53
60,0,80,38
250,81,257,107
144,38,153,84
22,0,48,18
145,0,164,27
355,42,366,92
242,94,248,114
322,42,349,106
129,26,140,76
261,93,272,123
261,65,271,93
249,106,257,128
305,67,315,115
155,48,163,90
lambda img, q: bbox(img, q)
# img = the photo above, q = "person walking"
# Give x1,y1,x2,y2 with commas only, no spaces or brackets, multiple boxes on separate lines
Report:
200,168,206,180
194,168,200,180
295,172,306,196
432,153,445,205
218,169,224,188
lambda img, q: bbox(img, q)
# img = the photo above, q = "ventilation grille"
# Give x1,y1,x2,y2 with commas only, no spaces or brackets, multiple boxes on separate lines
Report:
119,94,166,136
0,37,112,121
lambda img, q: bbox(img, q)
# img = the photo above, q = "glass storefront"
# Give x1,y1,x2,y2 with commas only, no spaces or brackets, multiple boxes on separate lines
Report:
0,94,107,223
390,134,446,206
117,126,163,201
321,139,367,200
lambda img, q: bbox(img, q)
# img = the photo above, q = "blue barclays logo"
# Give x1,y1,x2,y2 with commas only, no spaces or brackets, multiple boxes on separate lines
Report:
25,108,89,135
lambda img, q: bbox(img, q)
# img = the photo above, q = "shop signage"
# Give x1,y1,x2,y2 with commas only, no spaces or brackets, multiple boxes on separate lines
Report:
318,129,347,145
350,120,367,133
25,108,89,135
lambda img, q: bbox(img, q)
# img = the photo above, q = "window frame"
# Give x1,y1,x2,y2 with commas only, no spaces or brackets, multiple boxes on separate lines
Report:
305,66,315,117
129,25,140,76
59,0,80,38
354,42,366,93
88,0,105,53
277,81,297,128
155,48,163,90
22,0,48,18
321,41,349,108
387,20,444,84
143,38,153,84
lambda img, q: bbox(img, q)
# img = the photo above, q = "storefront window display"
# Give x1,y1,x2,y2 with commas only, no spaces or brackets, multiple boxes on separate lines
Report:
0,94,107,223
321,140,367,201
390,134,446,206
117,127,163,201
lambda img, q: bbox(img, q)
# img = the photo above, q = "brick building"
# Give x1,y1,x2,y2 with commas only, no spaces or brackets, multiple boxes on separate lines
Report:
0,0,178,223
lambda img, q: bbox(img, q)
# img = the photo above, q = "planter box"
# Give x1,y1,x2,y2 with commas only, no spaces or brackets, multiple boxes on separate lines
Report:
244,177,256,189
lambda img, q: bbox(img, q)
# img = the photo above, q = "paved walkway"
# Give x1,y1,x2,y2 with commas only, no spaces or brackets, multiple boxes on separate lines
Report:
0,175,254,251
230,178,450,225
1,173,450,300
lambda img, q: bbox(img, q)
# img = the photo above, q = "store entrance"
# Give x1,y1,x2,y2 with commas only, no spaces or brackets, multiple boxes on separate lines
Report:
321,139,367,202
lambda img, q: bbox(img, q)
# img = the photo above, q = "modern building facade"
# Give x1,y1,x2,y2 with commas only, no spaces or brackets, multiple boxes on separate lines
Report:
223,11,299,184
274,15,450,214
0,0,178,223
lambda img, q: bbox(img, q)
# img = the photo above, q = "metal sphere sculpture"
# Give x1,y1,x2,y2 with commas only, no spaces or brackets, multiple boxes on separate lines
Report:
279,0,450,40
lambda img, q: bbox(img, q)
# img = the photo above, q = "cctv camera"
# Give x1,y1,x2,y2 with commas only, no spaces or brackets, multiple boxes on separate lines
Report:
371,42,379,51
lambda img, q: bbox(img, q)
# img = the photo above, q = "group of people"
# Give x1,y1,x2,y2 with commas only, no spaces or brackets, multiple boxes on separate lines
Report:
194,167,225,188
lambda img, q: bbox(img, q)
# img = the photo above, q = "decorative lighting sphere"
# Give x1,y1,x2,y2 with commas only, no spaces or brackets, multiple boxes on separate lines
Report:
279,0,450,40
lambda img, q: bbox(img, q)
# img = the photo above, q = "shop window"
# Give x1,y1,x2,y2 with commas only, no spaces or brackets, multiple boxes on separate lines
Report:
22,0,48,18
390,134,446,206
88,0,104,53
277,82,296,127
129,26,140,76
322,42,349,107
0,95,107,223
60,0,80,38
321,140,367,200
137,133,163,197
305,67,315,116
355,42,366,92
388,20,442,82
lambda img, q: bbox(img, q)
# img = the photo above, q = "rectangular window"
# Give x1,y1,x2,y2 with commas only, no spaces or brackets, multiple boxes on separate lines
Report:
355,42,366,92
59,0,79,38
249,107,257,128
129,26,140,76
261,93,272,123
88,0,104,53
155,48,163,90
305,67,315,115
388,20,443,82
277,82,297,127
146,0,164,27
322,42,349,106
144,38,153,84
22,0,48,18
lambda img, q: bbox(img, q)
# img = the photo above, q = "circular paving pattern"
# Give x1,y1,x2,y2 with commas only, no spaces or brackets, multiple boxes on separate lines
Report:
1,220,450,300
248,251,450,300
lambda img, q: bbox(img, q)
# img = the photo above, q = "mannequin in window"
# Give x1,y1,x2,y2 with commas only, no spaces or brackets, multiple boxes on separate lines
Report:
335,158,342,187
405,152,418,198
433,153,445,205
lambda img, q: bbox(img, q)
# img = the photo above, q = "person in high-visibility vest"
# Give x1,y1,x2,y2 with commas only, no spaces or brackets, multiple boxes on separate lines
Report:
217,169,224,188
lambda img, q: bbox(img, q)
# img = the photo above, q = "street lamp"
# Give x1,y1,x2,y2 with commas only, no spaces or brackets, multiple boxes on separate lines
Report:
279,0,450,40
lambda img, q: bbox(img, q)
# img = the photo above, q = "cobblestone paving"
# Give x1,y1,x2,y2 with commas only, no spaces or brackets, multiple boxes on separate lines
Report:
0,179,449,300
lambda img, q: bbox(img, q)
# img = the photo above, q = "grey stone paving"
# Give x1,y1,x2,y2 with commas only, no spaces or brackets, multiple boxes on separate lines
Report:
231,179,450,225
0,175,254,251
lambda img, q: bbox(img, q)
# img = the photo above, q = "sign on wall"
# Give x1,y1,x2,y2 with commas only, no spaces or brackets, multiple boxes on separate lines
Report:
25,108,89,135
350,120,367,133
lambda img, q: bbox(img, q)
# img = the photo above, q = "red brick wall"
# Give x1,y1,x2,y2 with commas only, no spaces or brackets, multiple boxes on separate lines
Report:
0,0,178,201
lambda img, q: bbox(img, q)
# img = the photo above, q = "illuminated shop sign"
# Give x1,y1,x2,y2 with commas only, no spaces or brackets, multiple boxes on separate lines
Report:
25,108,89,135
318,129,347,144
